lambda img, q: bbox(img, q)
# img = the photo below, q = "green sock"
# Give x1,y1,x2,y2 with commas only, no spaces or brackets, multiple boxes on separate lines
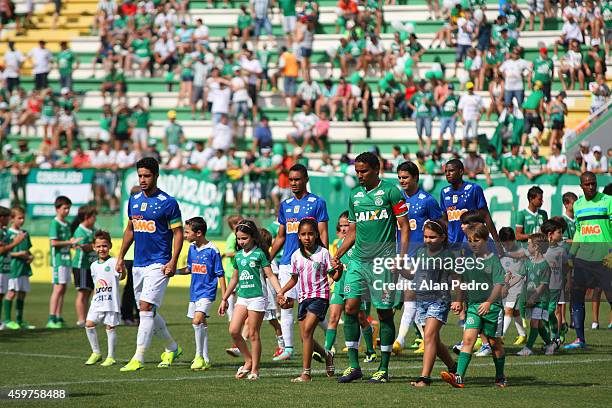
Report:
526,326,539,348
3,299,12,322
16,299,24,323
519,301,526,320
364,302,372,318
548,309,559,339
378,317,395,372
362,325,375,354
492,354,506,380
325,328,337,351
343,313,361,369
457,352,472,377
48,314,55,323
538,325,551,344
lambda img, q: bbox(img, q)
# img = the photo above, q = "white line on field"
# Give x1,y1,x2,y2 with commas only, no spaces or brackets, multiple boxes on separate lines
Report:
4,357,612,388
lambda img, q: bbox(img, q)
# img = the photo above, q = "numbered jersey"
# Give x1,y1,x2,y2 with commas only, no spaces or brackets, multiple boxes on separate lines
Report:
399,188,443,256
440,181,488,243
278,193,329,265
49,217,72,267
128,189,182,267
187,241,224,302
90,257,120,313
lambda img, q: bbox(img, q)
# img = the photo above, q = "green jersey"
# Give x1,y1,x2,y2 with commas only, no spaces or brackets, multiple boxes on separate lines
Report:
562,213,576,243
602,2,612,29
502,154,525,173
180,53,193,77
522,90,543,110
464,253,505,304
165,123,184,146
49,217,71,267
410,91,434,118
132,38,151,59
521,258,550,307
8,228,32,278
42,95,57,117
516,208,548,238
348,179,408,261
100,114,112,131
571,192,612,261
231,247,271,298
526,155,547,173
237,13,253,30
533,56,553,84
131,109,149,129
0,228,10,274
135,13,152,30
549,101,566,123
223,233,237,279
255,156,274,181
58,49,76,76
506,8,524,31
440,94,459,117
335,237,353,290
497,36,518,56
257,49,271,68
279,0,297,16
424,159,443,175
72,224,96,269
485,155,501,173
115,113,130,134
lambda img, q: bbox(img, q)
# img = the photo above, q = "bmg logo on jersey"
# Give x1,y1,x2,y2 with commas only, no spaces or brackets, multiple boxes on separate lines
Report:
581,225,602,236
133,219,157,233
286,220,300,233
446,207,467,222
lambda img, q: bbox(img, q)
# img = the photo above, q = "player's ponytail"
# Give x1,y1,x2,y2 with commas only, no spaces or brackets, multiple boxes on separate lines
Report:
298,217,323,258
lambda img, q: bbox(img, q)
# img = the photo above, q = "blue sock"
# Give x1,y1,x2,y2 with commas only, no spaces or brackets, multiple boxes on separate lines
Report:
572,302,585,342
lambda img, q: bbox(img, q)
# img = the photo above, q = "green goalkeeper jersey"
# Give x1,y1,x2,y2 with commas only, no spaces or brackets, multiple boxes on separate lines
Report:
348,179,408,262
49,218,72,268
571,192,612,262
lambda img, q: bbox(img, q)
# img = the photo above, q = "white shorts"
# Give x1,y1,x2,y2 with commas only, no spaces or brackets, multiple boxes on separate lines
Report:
86,310,121,327
0,274,9,294
8,276,30,293
133,263,169,307
99,129,111,142
264,280,278,321
132,128,149,145
526,307,549,322
236,296,267,312
282,16,296,33
278,264,298,300
40,115,57,126
53,265,72,285
503,280,525,308
187,297,213,319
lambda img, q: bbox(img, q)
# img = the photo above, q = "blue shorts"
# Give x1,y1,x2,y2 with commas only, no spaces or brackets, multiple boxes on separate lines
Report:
284,76,297,96
298,297,329,322
301,47,313,58
416,300,450,325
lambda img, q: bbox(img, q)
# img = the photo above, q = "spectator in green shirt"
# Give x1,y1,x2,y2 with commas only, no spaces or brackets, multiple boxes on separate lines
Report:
11,140,35,206
502,142,525,182
524,145,547,181
228,5,254,47
57,41,78,91
164,110,185,153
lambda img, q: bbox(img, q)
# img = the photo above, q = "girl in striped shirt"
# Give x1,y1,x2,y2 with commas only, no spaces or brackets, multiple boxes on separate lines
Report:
277,218,341,382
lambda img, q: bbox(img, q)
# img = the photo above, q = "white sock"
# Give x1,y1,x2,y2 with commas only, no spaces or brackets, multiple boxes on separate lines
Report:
201,325,209,362
227,294,235,322
106,328,116,359
193,323,203,357
153,313,177,352
280,307,294,349
134,310,154,363
503,315,512,336
514,316,526,337
396,301,416,347
318,318,328,332
276,335,285,348
86,327,100,354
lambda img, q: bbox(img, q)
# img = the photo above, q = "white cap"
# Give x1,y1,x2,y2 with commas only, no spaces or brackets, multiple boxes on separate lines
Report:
591,38,601,46
61,87,69,94
592,145,602,153
580,140,590,147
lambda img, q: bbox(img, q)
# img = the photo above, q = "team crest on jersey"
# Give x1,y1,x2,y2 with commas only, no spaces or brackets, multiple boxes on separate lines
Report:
374,190,385,196
354,200,360,207
241,259,247,266
249,261,256,267
452,195,458,204
374,198,384,206
158,194,167,201
105,266,110,272
140,202,148,211
354,192,365,198
466,317,475,325
418,193,426,199
356,209,389,222
343,284,351,294
133,204,138,209
307,197,316,202
293,205,300,213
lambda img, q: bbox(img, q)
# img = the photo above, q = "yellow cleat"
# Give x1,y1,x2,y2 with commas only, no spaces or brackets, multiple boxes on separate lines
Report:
158,345,183,368
392,341,403,356
120,358,144,372
100,357,116,367
513,336,527,346
85,353,102,365
473,337,483,351
413,342,425,354
191,355,211,370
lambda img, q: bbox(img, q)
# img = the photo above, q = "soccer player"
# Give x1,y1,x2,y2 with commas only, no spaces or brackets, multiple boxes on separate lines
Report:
439,159,499,245
515,186,548,243
269,164,329,361
48,196,81,329
117,158,184,371
564,172,612,350
3,207,33,329
542,219,569,345
441,223,506,388
499,227,527,346
84,230,125,367
561,192,578,245
394,161,442,355
0,206,26,330
179,217,225,371
333,152,410,383
71,205,98,328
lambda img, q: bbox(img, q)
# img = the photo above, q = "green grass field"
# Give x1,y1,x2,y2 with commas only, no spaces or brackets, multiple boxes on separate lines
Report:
1,283,610,407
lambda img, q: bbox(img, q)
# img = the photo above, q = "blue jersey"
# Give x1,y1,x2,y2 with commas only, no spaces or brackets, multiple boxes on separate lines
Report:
128,189,182,267
398,188,443,257
186,242,224,302
278,192,329,265
439,181,488,243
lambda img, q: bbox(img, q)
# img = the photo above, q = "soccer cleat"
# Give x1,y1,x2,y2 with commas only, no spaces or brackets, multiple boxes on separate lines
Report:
608,323,612,330
272,347,284,358
226,346,241,357
76,321,86,328
563,339,586,350
544,343,556,356
85,353,102,365
273,349,292,361
19,321,35,330
342,346,348,352
591,322,599,330
495,377,508,388
46,320,61,329
410,338,423,349
475,344,492,357
413,341,424,354
0,322,5,330
100,357,116,367
158,345,183,368
191,356,205,370
4,321,20,330
368,370,389,383
363,352,377,363
56,317,65,328
338,367,363,383
120,358,144,372
513,335,527,346
392,341,403,356
473,337,483,351
452,341,463,355
441,371,464,388
516,346,533,356
312,351,323,363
